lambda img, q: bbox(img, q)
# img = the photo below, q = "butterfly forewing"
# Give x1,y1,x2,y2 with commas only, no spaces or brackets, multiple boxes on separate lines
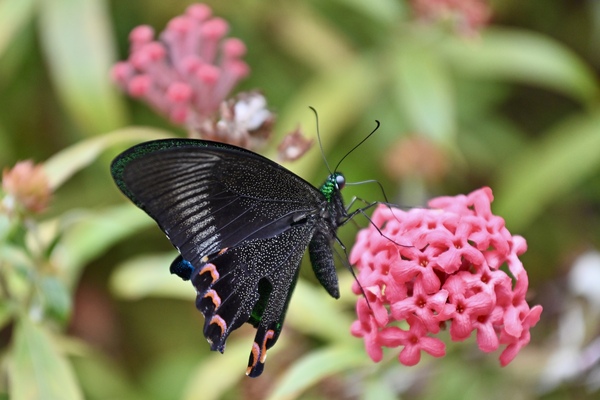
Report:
111,139,346,377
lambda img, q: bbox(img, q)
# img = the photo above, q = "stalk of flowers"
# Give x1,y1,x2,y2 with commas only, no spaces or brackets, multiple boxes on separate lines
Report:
111,3,312,159
350,187,542,367
112,3,249,124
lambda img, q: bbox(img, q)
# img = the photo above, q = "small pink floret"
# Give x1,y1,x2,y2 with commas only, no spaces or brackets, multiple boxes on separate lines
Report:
186,3,212,21
223,38,247,58
169,106,188,124
201,18,228,39
196,64,220,84
167,16,193,35
227,61,250,79
128,75,151,97
129,25,154,45
145,42,166,61
167,82,193,102
111,62,132,83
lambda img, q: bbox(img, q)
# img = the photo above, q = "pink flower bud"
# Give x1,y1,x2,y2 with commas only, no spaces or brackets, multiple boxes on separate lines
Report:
167,82,193,103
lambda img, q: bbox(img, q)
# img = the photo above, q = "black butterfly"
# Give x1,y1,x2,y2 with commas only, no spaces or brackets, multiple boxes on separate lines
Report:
111,139,349,377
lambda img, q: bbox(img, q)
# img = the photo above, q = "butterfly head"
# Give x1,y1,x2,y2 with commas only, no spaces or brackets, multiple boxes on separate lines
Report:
319,172,345,203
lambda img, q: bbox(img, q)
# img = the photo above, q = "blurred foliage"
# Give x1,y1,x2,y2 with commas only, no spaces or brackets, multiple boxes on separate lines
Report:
1,0,599,399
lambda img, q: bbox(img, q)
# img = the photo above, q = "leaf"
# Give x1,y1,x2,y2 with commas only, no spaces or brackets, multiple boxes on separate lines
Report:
0,213,11,242
0,0,36,58
494,112,600,230
52,204,154,285
181,338,268,400
43,126,171,190
266,345,367,400
270,3,355,71
363,376,399,400
0,300,13,331
70,347,145,400
0,244,35,298
10,316,83,400
110,253,192,300
274,55,381,178
442,28,599,104
39,276,72,323
331,0,405,25
37,0,127,135
286,279,355,344
393,39,455,142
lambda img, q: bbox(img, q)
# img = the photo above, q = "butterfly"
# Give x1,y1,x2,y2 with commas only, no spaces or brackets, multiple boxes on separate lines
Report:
111,138,350,377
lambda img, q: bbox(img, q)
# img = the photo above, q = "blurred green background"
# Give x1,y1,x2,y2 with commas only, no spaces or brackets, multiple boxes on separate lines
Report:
1,0,600,399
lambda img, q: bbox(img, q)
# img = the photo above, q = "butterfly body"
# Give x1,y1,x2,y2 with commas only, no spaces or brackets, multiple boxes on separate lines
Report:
111,139,346,377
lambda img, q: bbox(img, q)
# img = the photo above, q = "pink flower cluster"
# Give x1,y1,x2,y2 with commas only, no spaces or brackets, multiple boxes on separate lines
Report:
350,187,542,367
112,4,249,126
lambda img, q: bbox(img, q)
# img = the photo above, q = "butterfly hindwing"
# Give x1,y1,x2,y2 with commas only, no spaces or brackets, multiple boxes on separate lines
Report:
191,225,308,351
111,139,346,377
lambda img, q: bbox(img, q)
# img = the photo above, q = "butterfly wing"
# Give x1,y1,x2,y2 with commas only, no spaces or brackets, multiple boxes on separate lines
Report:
112,139,324,259
111,139,330,376
191,222,314,377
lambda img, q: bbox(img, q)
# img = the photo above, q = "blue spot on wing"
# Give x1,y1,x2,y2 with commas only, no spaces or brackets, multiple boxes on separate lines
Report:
170,255,194,280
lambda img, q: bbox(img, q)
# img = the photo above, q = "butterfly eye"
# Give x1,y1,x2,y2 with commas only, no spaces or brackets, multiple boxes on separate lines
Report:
335,174,345,190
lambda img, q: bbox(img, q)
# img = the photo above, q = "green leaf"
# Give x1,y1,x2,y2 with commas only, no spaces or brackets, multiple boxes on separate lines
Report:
0,213,11,242
364,375,398,400
39,276,71,323
110,253,192,300
0,300,13,331
286,279,355,344
43,126,171,190
52,204,154,285
442,28,600,104
494,112,600,230
10,316,83,400
181,338,262,400
266,345,367,400
37,0,126,135
0,0,37,59
0,244,35,300
274,55,382,178
393,39,455,142
331,0,405,25
70,347,145,400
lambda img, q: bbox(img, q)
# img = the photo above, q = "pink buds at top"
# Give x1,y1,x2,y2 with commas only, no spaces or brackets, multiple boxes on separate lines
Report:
112,3,250,126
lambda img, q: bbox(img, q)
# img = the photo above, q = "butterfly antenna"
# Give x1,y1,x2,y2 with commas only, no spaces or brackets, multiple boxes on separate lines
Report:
309,106,333,174
333,120,380,173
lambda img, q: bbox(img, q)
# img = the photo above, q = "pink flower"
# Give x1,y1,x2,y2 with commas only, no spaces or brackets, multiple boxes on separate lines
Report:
2,160,51,214
411,0,492,35
350,187,542,367
112,4,249,127
379,316,446,366
112,4,314,155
